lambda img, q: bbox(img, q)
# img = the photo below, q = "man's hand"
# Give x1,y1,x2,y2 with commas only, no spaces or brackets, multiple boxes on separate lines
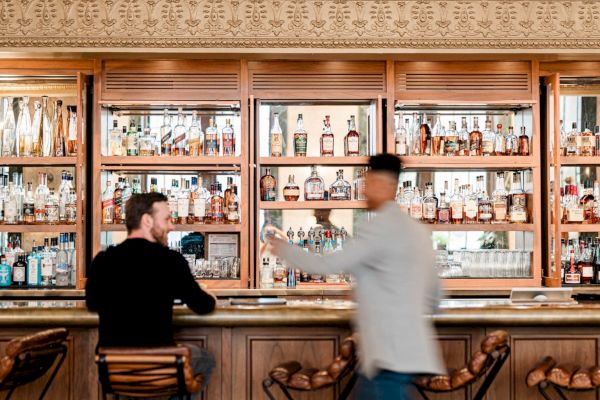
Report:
199,283,218,306
264,225,289,258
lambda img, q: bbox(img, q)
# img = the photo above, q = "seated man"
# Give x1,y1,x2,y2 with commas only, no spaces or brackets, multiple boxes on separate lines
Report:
86,193,216,398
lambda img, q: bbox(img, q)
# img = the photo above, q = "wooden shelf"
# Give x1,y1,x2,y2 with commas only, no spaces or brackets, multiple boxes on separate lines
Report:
0,157,77,165
400,156,535,169
559,156,600,165
260,201,368,210
259,157,369,166
442,277,538,290
426,223,534,232
101,156,242,166
102,224,242,232
0,224,77,233
559,224,600,233
196,279,241,289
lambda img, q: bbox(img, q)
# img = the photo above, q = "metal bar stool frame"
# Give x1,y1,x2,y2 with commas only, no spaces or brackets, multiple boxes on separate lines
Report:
536,380,600,400
0,342,68,400
97,353,191,400
415,346,511,400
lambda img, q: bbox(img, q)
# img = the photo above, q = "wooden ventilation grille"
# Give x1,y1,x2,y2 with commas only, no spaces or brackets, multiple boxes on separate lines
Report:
104,72,239,92
251,73,385,92
399,73,530,92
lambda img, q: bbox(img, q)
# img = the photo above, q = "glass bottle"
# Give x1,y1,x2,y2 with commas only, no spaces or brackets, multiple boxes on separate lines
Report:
410,113,421,155
12,254,26,287
304,166,325,201
41,96,52,157
27,244,41,287
437,181,451,224
422,182,438,223
492,172,508,223
270,113,283,157
204,118,219,156
419,113,432,156
53,100,65,157
444,121,458,156
395,114,408,156
457,117,469,156
494,124,506,156
509,171,528,223
293,114,307,157
34,173,49,224
226,184,240,224
177,179,190,224
463,185,478,224
45,191,59,224
450,178,463,224
0,254,12,287
16,96,32,157
210,183,225,224
505,126,518,156
126,120,139,156
23,182,35,224
580,126,595,157
160,109,173,156
481,118,495,156
167,179,179,224
139,116,154,156
120,178,132,223
222,118,235,156
2,97,15,156
344,115,360,156
101,180,114,224
283,175,300,201
66,187,77,224
478,190,493,224
354,169,366,201
187,110,203,156
431,113,443,155
108,117,123,156
566,122,579,156
58,171,69,223
55,234,70,287
260,168,277,201
3,179,16,224
172,108,187,156
469,116,482,156
31,100,42,157
329,169,351,201
320,115,334,157
113,178,124,224
66,105,77,156
410,187,423,220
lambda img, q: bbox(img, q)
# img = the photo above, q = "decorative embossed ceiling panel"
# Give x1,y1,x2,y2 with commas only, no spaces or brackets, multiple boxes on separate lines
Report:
1,0,599,49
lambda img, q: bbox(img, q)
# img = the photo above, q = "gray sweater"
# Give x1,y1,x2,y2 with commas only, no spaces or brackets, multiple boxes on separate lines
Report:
277,201,445,378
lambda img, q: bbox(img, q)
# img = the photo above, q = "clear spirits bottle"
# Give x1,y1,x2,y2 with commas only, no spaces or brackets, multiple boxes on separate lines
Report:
457,117,469,156
283,175,300,201
2,97,15,156
450,178,463,224
16,97,32,157
45,191,59,224
210,183,225,224
329,169,351,201
53,100,65,157
492,172,508,223
270,113,283,157
444,121,459,156
108,117,122,156
344,115,360,156
187,111,203,156
519,127,531,156
505,126,518,156
204,118,219,156
55,234,70,287
469,117,482,156
260,168,277,201
177,179,190,224
23,182,35,224
167,179,179,224
431,113,443,155
28,243,41,287
566,122,579,156
481,119,495,156
320,115,334,157
172,108,187,156
194,177,211,223
66,187,77,224
463,185,478,224
31,100,42,157
422,182,438,223
58,171,69,223
509,171,528,223
580,126,595,157
395,114,408,156
3,179,16,224
160,109,173,156
222,118,235,156
139,116,154,156
410,113,421,155
354,169,366,201
410,187,423,220
41,96,52,157
494,124,506,156
126,120,139,156
304,166,325,201
66,105,77,156
293,114,307,157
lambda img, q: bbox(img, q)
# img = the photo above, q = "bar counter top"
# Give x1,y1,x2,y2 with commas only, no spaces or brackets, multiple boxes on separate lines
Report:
2,299,600,327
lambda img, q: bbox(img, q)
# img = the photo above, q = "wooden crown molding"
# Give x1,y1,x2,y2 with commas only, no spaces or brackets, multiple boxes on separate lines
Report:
1,1,600,50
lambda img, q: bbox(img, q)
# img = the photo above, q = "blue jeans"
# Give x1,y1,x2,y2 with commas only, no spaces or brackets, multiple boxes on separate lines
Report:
356,370,416,400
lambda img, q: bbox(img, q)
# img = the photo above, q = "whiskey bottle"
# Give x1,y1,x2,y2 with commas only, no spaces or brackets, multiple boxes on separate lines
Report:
469,117,482,156
113,178,124,224
457,117,469,156
437,181,451,224
260,168,277,201
66,105,77,156
187,111,203,156
566,122,579,156
344,115,360,156
177,179,191,224
31,100,42,157
581,127,595,157
270,113,283,157
410,187,423,220
167,179,179,224
293,114,307,157
160,109,173,156
431,113,444,156
419,113,432,156
108,117,123,156
478,190,493,224
304,166,325,201
463,185,478,224
53,100,65,157
354,169,366,201
519,127,530,156
16,97,32,157
204,118,219,156
505,126,518,156
509,171,528,223
444,121,459,156
481,119,495,156
450,178,463,224
226,184,240,224
210,183,225,224
320,115,335,157
139,116,154,157
222,118,235,156
283,175,300,201
172,108,187,156
564,244,581,284
494,124,506,156
194,177,211,223
329,169,351,201
422,182,438,223
492,172,508,223
126,120,139,156
1,97,15,157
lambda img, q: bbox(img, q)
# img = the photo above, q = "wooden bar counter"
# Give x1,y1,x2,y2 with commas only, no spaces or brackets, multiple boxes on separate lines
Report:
2,299,600,399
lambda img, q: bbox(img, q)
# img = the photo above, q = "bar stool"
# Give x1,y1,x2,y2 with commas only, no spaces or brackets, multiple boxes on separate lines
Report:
262,335,358,400
526,355,600,400
0,327,69,400
96,345,204,400
413,330,511,400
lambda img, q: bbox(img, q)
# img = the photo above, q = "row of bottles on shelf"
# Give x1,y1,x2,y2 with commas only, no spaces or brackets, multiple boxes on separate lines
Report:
1,96,77,158
395,113,530,157
269,113,361,158
0,171,76,225
397,172,529,224
108,108,235,157
0,234,77,288
261,227,349,288
561,237,600,285
560,178,600,224
260,167,366,202
560,121,600,157
102,176,240,225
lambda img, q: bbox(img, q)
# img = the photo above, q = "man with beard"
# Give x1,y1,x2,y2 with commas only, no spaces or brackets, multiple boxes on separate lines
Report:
86,192,216,395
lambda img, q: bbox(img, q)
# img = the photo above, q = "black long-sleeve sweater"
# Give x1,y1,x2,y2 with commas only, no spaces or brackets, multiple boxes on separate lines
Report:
86,238,215,347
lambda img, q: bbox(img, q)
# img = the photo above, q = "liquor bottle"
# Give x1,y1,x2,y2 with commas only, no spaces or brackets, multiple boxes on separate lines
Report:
177,180,190,224
68,232,77,287
101,180,114,224
0,254,11,287
519,127,530,156
210,183,225,224
224,177,234,210
34,173,49,224
55,233,70,287
283,175,300,201
354,169,366,201
45,191,59,224
593,181,600,223
58,171,69,222
204,118,219,156
397,183,410,215
226,184,240,224
40,238,53,287
222,118,235,156
463,185,478,224
450,178,463,224
139,116,154,156
260,168,277,202
28,243,41,287
270,113,283,157
108,117,123,156
492,172,508,223
23,182,35,224
505,126,518,156
469,117,482,156
395,114,408,156
53,100,65,157
168,179,179,224
320,115,334,157
1,97,15,156
160,109,173,156
304,166,325,201
566,122,579,156
478,190,493,224
457,117,469,156
172,108,187,156
3,179,17,224
419,113,432,156
31,100,42,156
431,113,444,156
581,126,595,157
595,126,600,157
41,96,52,157
410,113,421,155
580,182,595,222
344,115,360,156
444,121,459,156
437,181,451,224
494,124,506,156
481,119,495,156
509,171,528,223
580,240,594,284
113,178,124,224
66,105,77,156
66,186,77,224
293,114,307,157
11,254,26,287
595,238,600,284
187,111,203,156
194,177,210,223
329,169,351,201
422,182,438,223
126,120,139,156
149,177,158,193
410,187,423,220
16,96,32,157
260,258,274,289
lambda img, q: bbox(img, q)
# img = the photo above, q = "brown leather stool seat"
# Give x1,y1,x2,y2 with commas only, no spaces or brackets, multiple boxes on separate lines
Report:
414,330,511,400
526,355,600,399
263,335,358,400
0,327,69,400
96,345,204,400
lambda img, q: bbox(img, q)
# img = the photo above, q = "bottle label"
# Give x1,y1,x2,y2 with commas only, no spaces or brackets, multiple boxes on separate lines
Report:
127,136,138,154
321,136,334,152
41,260,53,277
583,266,594,278
283,187,300,198
28,258,39,285
493,203,507,221
4,201,16,223
444,137,458,155
437,208,450,223
205,138,218,155
194,199,206,218
271,134,283,155
451,201,463,219
581,136,595,148
294,134,307,155
423,203,436,219
56,262,69,273
13,267,25,282
410,204,422,219
482,140,494,154
399,204,410,214
567,207,584,222
510,210,527,222
45,204,59,222
464,200,478,219
479,211,493,221
347,136,359,154
161,129,172,145
395,139,407,156
211,203,224,219
177,198,189,218
168,199,178,219
565,272,581,284
173,133,186,146
0,267,10,286
227,204,239,221
223,138,234,156
140,139,152,153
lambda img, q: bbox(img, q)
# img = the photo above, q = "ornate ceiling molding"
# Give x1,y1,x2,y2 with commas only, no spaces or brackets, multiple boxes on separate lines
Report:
1,0,599,50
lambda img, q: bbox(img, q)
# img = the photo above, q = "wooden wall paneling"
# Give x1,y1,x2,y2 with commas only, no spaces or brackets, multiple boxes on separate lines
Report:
240,59,250,289
220,327,233,400
386,60,395,155
76,72,88,289
0,59,94,75
540,62,600,78
532,71,543,287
